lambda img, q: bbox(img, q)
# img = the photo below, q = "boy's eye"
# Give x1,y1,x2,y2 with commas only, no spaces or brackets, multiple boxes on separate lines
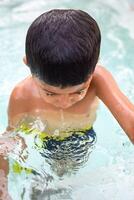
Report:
46,93,56,96
76,90,85,95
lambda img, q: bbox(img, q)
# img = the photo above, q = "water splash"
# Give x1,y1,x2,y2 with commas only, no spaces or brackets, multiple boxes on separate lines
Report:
0,131,22,157
60,109,66,130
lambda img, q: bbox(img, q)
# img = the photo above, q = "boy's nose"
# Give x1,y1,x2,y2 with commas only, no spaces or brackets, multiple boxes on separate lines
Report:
58,94,72,105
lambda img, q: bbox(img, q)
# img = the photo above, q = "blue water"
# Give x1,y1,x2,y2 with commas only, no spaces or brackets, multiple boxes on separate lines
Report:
0,0,134,199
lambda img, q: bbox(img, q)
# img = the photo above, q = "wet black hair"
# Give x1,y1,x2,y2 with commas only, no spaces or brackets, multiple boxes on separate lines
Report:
26,9,101,88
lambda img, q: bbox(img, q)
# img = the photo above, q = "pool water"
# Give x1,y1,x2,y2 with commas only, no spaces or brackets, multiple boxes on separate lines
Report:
0,0,134,199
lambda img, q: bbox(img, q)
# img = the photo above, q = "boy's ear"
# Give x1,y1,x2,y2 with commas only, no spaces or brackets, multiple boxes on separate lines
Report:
23,56,28,66
84,74,93,86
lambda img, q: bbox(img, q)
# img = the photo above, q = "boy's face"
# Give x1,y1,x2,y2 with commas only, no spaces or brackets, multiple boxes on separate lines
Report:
23,56,92,109
34,76,92,109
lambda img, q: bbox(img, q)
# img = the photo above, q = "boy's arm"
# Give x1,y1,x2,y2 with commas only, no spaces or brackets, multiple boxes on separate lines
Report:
0,83,28,199
0,156,11,199
93,66,134,143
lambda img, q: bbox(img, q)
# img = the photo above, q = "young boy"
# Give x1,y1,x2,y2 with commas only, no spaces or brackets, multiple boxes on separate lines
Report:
7,9,134,142
0,8,134,199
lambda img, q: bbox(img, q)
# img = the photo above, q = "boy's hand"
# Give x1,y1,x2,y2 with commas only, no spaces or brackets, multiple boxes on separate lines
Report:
0,156,12,199
92,65,134,143
0,156,8,175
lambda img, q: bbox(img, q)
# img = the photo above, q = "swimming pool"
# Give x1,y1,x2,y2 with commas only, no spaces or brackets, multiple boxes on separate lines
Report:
0,0,134,199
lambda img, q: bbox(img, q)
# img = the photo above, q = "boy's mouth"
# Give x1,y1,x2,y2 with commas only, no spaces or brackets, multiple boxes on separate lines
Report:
55,105,72,109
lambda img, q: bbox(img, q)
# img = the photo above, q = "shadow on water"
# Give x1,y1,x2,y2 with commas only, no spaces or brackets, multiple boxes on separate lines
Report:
31,187,72,200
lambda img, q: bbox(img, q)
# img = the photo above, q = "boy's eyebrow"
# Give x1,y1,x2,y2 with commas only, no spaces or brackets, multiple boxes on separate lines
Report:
42,87,86,94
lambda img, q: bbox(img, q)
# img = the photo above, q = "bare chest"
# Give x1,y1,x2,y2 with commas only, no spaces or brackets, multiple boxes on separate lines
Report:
24,88,99,132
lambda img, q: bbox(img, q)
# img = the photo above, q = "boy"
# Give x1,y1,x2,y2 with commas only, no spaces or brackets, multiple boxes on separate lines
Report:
0,8,134,199
7,9,134,141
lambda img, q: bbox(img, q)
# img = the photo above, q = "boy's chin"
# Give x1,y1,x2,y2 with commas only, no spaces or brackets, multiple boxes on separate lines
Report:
52,103,74,109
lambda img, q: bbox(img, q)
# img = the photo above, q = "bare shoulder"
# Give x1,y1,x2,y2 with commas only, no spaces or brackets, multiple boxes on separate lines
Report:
7,76,33,126
92,64,134,112
92,65,113,84
8,76,33,105
11,76,33,97
92,65,119,98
